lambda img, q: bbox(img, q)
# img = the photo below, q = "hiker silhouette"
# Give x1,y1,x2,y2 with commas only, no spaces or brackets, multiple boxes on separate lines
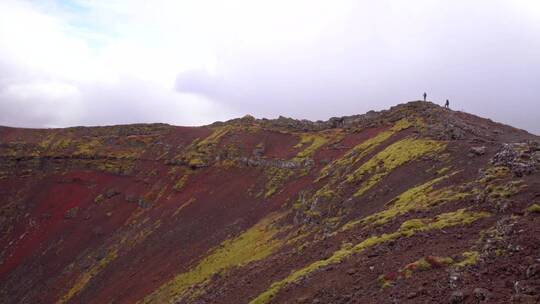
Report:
445,99,450,108
423,92,427,101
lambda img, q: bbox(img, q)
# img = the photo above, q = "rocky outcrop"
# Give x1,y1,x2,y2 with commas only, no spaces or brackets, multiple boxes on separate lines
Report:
492,142,540,176
239,156,313,169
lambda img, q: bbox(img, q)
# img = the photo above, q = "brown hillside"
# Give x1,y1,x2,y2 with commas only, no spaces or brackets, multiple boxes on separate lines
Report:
1,101,539,304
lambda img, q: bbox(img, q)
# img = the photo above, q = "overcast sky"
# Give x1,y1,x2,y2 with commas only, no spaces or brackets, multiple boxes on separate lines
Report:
0,0,539,134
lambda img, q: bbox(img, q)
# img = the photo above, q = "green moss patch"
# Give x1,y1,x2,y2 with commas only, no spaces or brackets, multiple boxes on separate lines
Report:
264,167,295,198
143,213,287,303
485,180,525,200
455,251,479,267
342,173,471,231
317,118,415,181
58,250,118,303
480,166,510,183
346,137,446,197
526,203,540,214
293,134,329,160
249,209,489,304
173,169,193,192
174,125,233,168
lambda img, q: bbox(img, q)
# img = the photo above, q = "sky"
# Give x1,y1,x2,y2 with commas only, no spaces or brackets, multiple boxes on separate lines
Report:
0,0,539,134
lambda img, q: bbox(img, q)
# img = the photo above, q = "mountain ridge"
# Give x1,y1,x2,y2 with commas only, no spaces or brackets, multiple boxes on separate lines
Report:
2,101,537,138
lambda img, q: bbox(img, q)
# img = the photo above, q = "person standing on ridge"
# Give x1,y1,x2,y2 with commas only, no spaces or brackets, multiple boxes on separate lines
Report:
445,99,450,108
423,92,427,101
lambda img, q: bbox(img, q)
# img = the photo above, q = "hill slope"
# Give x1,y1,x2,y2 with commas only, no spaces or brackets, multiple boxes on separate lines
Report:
1,101,539,304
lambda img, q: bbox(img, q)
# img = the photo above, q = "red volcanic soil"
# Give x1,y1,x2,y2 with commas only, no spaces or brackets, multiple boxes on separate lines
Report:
1,101,540,304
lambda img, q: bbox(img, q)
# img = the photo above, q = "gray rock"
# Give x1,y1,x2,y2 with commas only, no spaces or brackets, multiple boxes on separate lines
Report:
473,288,491,301
138,198,151,209
515,280,540,296
239,156,313,169
470,146,487,156
492,143,539,177
125,194,137,203
511,294,540,304
64,207,79,219
406,291,418,299
526,264,540,279
91,226,104,237
252,144,265,157
449,291,465,304
105,188,121,198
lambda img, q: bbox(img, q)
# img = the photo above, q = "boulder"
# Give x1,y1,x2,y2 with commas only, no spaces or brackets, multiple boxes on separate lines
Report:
449,290,465,304
526,264,540,279
511,294,539,304
470,146,487,156
105,188,121,199
64,207,79,219
492,143,539,177
138,198,152,209
473,288,491,301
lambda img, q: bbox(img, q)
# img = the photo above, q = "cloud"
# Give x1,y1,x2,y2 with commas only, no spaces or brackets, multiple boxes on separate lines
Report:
0,0,539,134
0,0,238,127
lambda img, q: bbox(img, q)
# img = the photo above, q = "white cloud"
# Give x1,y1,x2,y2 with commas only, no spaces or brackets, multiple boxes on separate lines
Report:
0,0,538,134
0,0,239,127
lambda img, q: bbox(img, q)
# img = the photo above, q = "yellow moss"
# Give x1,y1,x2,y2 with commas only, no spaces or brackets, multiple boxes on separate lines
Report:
431,256,454,266
437,166,451,175
391,118,414,131
57,217,162,303
316,118,422,184
94,194,104,204
347,137,447,197
264,167,295,198
110,149,141,160
343,173,470,230
486,180,525,200
526,204,540,214
419,209,490,231
219,158,237,168
57,250,118,304
285,228,311,248
480,166,510,183
455,251,479,267
50,138,73,150
96,160,134,175
142,213,287,303
119,219,162,246
172,198,196,217
154,184,169,202
399,219,426,232
177,125,233,167
399,256,454,280
293,133,329,160
378,274,393,288
187,157,205,167
39,134,56,150
73,138,102,157
408,258,433,272
312,186,336,201
199,126,231,147
173,174,190,192
250,209,490,304
168,166,179,176
318,130,392,181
